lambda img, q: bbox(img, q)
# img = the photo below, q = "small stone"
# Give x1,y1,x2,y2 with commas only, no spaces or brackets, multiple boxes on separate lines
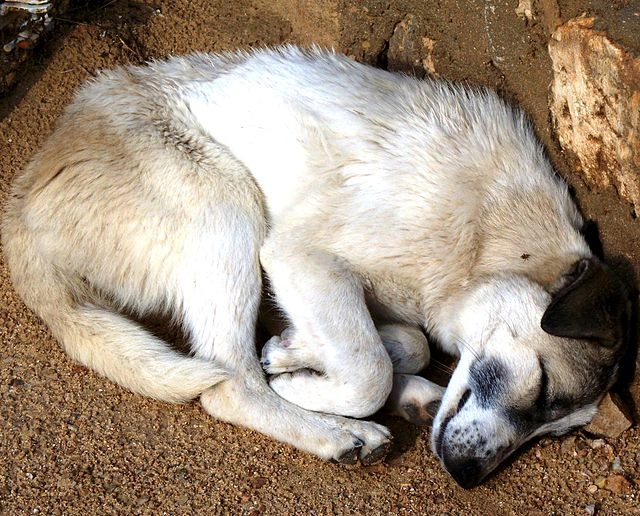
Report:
584,393,632,438
604,474,633,494
611,456,623,473
561,435,577,455
584,504,596,516
421,37,437,75
587,484,598,494
603,445,615,461
515,0,533,22
249,476,267,489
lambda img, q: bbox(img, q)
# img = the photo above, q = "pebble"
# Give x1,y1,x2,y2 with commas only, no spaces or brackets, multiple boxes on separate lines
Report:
611,456,623,473
561,435,577,455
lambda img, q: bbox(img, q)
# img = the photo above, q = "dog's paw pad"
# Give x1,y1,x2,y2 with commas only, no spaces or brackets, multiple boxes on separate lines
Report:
403,400,441,426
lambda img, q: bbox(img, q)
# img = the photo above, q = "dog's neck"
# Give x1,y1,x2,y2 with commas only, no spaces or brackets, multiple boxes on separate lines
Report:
473,182,591,290
417,172,592,347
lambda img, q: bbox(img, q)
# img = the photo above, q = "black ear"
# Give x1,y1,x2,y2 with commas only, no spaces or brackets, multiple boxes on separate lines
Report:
541,258,628,347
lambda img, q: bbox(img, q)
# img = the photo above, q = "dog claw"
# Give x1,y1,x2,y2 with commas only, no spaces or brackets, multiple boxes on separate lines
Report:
361,440,392,465
334,448,359,465
330,438,365,465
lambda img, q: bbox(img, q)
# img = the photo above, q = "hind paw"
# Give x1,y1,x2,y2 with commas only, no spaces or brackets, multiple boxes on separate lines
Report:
401,400,442,426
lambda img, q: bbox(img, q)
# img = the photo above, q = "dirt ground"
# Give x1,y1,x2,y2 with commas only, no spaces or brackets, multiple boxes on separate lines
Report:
1,1,639,514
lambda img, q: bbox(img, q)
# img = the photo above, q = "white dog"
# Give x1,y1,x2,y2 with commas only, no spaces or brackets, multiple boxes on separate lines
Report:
2,46,629,487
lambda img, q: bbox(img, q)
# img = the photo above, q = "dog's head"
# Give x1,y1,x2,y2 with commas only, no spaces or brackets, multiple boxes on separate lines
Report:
432,258,630,488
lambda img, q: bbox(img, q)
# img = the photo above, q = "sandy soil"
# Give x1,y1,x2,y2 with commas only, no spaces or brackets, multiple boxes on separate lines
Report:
1,1,639,514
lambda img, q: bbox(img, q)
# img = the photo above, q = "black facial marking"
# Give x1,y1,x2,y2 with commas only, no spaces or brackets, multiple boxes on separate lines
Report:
469,357,508,408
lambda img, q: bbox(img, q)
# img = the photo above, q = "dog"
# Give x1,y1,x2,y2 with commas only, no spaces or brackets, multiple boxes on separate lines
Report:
2,46,630,488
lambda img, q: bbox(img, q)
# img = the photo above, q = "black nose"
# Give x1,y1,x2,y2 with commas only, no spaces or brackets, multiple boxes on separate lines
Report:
448,459,483,489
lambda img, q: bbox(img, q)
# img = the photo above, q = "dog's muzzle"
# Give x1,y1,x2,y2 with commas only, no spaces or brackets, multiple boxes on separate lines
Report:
433,388,513,489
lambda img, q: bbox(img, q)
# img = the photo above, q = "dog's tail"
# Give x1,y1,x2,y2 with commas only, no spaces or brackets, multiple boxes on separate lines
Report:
2,217,228,403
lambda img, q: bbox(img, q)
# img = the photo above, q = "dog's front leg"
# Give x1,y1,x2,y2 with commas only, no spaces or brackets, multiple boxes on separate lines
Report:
378,324,444,425
260,239,394,418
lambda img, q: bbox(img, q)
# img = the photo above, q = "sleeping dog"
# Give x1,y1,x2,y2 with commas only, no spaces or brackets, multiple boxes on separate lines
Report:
2,46,629,488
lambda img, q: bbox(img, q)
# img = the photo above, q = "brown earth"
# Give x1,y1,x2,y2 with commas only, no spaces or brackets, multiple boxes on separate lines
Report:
1,1,639,514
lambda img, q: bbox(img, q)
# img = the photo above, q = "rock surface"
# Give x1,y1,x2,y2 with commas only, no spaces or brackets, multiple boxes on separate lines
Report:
585,393,634,438
549,15,640,211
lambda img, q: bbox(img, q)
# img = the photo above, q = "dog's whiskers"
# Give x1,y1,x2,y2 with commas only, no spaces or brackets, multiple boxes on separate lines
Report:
450,334,481,360
429,359,455,375
496,313,518,339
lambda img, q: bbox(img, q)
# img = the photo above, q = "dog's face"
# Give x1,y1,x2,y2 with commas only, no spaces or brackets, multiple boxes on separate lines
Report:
433,259,629,488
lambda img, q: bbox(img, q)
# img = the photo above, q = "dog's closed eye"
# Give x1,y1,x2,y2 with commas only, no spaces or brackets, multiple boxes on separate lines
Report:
457,389,471,413
534,357,550,410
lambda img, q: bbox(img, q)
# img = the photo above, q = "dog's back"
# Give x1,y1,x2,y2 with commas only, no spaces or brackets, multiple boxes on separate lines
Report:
119,47,590,311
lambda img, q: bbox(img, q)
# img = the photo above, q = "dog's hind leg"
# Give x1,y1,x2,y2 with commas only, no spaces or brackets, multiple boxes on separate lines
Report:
2,180,229,404
181,201,392,464
377,324,443,425
378,325,444,425
385,375,444,426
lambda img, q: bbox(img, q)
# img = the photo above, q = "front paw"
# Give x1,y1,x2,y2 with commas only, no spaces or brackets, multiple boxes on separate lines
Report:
386,374,444,426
